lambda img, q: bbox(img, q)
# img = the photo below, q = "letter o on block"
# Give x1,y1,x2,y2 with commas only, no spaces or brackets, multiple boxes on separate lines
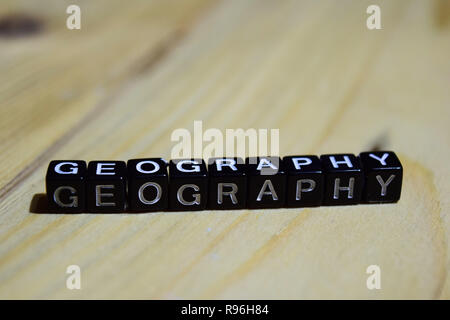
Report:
127,158,169,212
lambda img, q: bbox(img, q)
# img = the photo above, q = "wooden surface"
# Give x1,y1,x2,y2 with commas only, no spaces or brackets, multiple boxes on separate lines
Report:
0,0,449,299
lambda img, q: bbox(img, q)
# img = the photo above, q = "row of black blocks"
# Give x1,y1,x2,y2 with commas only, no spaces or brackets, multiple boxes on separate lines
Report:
46,151,403,213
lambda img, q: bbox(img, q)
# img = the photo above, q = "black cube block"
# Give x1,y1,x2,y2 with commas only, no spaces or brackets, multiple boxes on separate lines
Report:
169,159,208,211
320,154,364,206
127,158,169,212
208,157,247,210
46,160,87,213
246,157,286,209
283,155,324,207
86,161,127,213
359,151,403,203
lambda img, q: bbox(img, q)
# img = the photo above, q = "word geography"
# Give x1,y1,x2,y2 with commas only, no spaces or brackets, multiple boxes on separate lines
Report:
46,152,402,213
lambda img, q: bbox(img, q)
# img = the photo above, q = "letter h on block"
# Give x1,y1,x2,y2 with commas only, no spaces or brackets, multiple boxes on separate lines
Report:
320,154,364,205
46,160,87,213
86,161,127,213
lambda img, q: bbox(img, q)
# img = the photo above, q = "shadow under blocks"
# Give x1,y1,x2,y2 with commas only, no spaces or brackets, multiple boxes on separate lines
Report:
37,151,403,213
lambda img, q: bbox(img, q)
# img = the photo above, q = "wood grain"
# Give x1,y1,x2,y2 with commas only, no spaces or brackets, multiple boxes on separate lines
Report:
0,0,449,299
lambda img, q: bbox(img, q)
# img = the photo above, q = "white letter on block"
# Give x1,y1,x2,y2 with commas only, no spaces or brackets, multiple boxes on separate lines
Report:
55,162,78,174
291,157,312,170
176,160,200,173
376,175,395,196
138,182,162,205
257,158,278,171
215,158,237,172
95,185,115,206
54,186,78,207
177,184,201,205
333,178,355,199
217,183,238,204
136,161,160,174
330,156,353,169
369,153,389,166
257,180,278,201
296,179,316,201
96,163,115,175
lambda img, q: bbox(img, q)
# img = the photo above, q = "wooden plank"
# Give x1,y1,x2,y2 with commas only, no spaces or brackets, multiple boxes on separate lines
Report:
0,0,449,299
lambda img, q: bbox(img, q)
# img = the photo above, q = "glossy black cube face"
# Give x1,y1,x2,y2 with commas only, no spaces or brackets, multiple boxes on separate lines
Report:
320,154,364,206
246,157,286,209
86,161,127,213
359,151,403,203
46,160,87,213
208,157,247,210
127,158,169,212
283,155,324,207
169,159,208,211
